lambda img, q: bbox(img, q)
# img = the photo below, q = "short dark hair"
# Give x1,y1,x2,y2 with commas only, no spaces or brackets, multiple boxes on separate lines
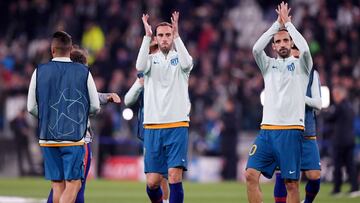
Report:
291,44,299,50
154,22,173,36
70,49,87,64
52,31,72,55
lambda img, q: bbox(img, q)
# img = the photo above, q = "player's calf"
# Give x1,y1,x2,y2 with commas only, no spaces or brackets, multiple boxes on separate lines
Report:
168,168,184,203
60,180,81,203
274,173,287,203
285,180,300,203
245,168,263,203
304,170,321,203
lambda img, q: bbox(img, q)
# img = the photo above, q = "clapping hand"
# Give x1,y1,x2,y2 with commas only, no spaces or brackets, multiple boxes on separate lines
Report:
171,11,180,38
276,2,292,25
107,93,121,103
142,14,152,37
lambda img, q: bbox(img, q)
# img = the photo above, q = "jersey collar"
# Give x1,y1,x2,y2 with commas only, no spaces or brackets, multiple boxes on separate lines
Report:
52,57,72,62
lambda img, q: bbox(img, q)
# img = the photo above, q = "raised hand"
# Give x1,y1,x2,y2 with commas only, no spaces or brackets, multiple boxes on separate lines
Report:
171,11,179,38
107,93,121,103
142,14,152,37
275,4,283,25
139,77,144,86
278,2,292,24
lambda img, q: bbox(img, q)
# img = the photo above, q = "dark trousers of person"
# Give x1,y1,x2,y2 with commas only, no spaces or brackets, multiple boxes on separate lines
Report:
221,137,237,180
332,145,359,192
15,139,35,176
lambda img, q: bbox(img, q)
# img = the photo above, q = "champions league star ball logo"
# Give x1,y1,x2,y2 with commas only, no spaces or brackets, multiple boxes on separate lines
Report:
48,88,88,139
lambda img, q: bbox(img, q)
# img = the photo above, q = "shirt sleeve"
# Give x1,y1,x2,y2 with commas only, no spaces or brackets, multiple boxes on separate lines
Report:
305,71,322,110
87,72,100,114
27,69,38,117
174,37,193,73
252,21,281,74
136,36,152,74
285,22,313,74
124,78,143,107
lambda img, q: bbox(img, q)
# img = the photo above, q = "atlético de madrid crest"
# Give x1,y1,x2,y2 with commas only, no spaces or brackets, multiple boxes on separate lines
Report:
287,63,295,71
170,58,179,66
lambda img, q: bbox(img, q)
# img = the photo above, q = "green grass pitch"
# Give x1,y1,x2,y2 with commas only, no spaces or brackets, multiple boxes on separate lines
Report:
0,177,359,203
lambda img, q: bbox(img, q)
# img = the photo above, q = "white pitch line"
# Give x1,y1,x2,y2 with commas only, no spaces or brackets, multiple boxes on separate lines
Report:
0,196,46,203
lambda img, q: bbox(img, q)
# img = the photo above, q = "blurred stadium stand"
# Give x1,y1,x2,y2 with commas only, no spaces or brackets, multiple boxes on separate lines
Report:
0,0,359,182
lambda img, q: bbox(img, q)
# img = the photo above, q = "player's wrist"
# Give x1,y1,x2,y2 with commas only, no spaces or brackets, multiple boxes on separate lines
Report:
273,21,282,30
144,35,152,42
284,21,292,28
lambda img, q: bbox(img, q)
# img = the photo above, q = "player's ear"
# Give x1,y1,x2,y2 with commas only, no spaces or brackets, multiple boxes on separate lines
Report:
50,45,55,56
272,43,276,50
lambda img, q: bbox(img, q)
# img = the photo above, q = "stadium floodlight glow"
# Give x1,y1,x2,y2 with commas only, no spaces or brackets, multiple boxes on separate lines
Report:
122,108,134,120
260,90,265,106
320,86,330,108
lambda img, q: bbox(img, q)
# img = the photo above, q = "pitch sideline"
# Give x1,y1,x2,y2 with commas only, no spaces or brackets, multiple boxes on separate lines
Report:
0,196,46,203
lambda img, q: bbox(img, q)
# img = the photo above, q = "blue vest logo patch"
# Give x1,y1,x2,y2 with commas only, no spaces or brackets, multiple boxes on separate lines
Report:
49,88,88,138
170,58,179,66
287,63,295,71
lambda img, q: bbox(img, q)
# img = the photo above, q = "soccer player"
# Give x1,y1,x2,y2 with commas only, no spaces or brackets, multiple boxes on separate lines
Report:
46,46,121,203
135,11,193,203
274,45,321,203
27,31,100,203
245,2,313,203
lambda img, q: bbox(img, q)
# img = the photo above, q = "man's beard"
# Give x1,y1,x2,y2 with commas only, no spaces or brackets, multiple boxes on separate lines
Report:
160,46,170,54
278,48,291,58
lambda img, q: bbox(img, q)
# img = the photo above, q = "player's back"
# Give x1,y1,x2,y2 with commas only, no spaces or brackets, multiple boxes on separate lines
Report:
36,61,90,142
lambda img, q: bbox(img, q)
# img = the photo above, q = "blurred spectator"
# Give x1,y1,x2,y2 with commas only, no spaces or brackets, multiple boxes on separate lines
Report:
325,86,359,196
336,0,359,32
202,106,222,156
10,109,36,176
81,21,105,64
220,98,238,180
0,0,359,179
95,107,115,177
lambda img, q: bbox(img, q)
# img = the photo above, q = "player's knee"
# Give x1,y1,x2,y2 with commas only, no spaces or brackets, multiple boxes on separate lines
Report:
146,174,162,189
168,173,182,183
146,180,161,190
245,169,259,184
285,180,299,193
52,180,65,192
168,168,183,183
305,170,321,180
65,180,82,193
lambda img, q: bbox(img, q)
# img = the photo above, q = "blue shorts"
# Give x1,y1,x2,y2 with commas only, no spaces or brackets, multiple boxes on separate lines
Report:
246,129,302,180
144,127,188,175
301,136,321,171
42,145,85,181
